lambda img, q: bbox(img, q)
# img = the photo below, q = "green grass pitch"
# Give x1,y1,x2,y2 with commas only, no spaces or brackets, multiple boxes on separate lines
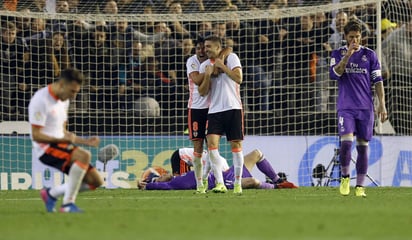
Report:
0,187,411,240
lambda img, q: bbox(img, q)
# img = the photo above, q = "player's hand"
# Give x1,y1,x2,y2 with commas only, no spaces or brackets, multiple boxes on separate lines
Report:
86,136,100,147
213,58,226,71
205,65,214,76
137,180,147,190
377,105,388,123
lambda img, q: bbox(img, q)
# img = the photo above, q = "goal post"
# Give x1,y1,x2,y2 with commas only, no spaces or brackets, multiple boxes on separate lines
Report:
0,0,409,189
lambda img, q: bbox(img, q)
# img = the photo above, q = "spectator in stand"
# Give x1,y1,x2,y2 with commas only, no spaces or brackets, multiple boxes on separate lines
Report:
15,8,32,38
102,0,118,14
224,11,270,111
0,22,29,117
164,37,196,115
313,11,334,112
26,30,72,97
382,0,412,26
74,25,123,110
19,0,48,13
128,56,175,115
196,21,213,39
253,2,288,110
282,14,320,115
167,1,192,39
382,14,412,134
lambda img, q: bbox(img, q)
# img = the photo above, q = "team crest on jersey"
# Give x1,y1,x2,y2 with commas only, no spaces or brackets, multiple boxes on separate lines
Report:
362,55,367,62
193,131,198,137
340,49,347,56
34,112,42,121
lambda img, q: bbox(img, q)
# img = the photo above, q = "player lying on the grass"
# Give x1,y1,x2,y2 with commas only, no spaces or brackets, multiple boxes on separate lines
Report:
137,148,298,191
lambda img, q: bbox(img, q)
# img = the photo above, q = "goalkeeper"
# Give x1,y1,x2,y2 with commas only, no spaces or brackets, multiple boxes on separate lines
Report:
137,148,297,190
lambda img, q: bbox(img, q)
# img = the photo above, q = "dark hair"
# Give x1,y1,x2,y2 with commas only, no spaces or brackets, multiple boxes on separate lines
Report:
343,20,362,35
60,68,85,85
194,37,204,46
204,35,222,46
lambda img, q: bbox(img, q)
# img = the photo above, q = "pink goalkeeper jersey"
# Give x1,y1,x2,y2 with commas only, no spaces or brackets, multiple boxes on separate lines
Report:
186,55,209,109
199,53,242,114
28,85,69,160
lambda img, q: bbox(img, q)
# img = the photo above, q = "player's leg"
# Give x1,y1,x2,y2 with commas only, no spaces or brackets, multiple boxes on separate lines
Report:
337,110,356,196
354,139,368,197
207,134,226,192
170,150,183,176
39,143,76,212
60,147,91,212
230,140,243,194
226,109,245,194
354,110,373,197
189,108,209,192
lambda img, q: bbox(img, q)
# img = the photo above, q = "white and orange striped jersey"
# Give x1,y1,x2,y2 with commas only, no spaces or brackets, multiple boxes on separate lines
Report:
186,55,209,109
199,53,242,114
28,85,69,160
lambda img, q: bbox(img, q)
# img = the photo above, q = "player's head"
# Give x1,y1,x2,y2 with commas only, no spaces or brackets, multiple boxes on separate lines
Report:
56,68,85,101
204,35,222,59
194,38,206,62
141,166,172,183
344,20,362,50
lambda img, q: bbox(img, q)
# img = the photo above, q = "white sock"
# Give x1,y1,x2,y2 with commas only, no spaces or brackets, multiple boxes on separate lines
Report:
193,152,203,187
202,154,211,180
232,150,244,185
50,183,91,199
208,149,224,184
63,161,88,205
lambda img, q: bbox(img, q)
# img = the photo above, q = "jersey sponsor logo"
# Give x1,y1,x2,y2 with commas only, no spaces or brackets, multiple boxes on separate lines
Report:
362,55,367,62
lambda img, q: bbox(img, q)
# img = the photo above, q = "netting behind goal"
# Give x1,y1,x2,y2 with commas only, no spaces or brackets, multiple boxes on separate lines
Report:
0,0,411,189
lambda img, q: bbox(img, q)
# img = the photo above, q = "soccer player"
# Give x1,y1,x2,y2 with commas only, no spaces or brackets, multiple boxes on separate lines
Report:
186,38,209,193
29,68,104,213
330,20,387,197
169,147,230,185
199,35,244,194
138,149,298,191
186,38,233,193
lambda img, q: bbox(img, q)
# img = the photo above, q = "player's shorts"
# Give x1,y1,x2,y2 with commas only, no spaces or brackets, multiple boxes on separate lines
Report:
207,109,244,141
188,108,208,140
39,143,94,174
170,150,191,175
337,109,374,141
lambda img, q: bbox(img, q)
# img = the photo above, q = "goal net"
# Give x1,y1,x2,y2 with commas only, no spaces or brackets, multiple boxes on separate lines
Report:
0,0,409,189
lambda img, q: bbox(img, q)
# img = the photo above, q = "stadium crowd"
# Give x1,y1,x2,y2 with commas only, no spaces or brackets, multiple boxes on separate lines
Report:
0,0,411,133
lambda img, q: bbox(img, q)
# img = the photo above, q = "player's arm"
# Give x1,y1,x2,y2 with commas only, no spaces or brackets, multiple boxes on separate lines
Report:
31,125,76,144
199,65,213,96
214,58,242,84
61,122,100,147
189,71,205,85
374,81,388,123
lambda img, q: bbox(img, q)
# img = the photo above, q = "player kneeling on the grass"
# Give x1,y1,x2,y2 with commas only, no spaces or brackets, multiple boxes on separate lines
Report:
137,148,298,190
29,68,104,213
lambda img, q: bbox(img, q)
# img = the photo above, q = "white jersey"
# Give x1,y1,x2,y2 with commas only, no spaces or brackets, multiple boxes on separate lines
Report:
186,55,209,109
199,53,242,114
28,85,69,160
